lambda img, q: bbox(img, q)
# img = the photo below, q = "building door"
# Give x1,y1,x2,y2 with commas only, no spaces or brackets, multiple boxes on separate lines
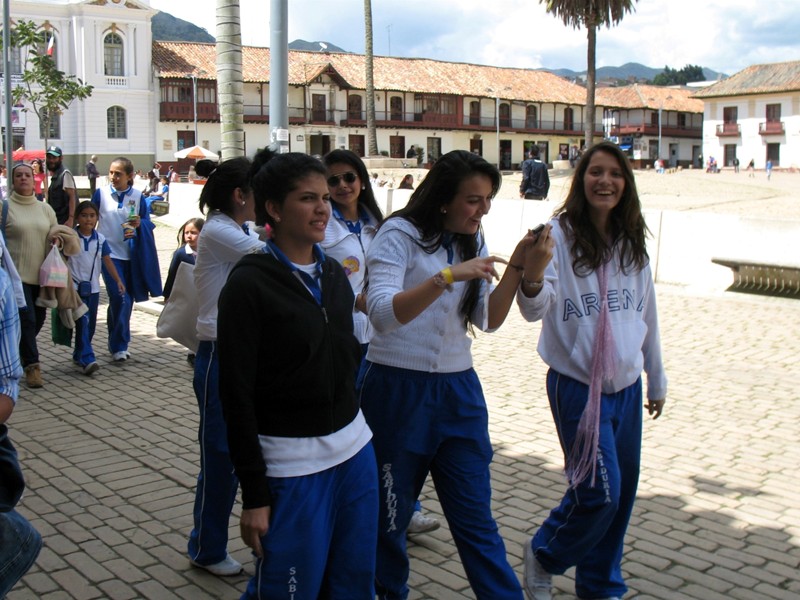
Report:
309,134,330,156
389,135,405,158
349,135,365,157
724,144,737,167
538,141,550,164
500,139,512,169
669,143,679,167
766,142,780,166
470,138,482,156
426,137,441,165
692,145,701,168
312,94,327,122
177,130,195,151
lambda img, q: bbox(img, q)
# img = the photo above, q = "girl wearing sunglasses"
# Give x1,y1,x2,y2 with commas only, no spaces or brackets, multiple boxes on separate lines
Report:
321,150,383,348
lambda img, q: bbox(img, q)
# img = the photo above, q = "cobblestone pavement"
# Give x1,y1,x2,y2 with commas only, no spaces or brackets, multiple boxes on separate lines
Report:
6,209,800,599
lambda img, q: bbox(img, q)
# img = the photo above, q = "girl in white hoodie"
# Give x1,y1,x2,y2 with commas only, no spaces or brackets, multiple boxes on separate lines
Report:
517,141,667,600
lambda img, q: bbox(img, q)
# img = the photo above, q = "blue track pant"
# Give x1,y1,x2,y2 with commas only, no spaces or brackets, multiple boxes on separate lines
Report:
531,370,643,599
359,362,522,600
101,258,132,354
242,442,378,599
188,341,239,566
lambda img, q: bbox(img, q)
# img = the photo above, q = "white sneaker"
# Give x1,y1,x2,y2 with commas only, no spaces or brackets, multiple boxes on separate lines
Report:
407,510,440,535
112,351,129,362
190,553,242,577
523,541,552,600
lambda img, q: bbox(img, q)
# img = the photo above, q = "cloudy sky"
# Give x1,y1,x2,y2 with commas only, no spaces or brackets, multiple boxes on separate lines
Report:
147,0,800,76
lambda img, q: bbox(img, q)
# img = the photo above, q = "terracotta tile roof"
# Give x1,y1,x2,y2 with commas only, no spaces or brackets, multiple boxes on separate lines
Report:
596,84,703,113
153,41,586,104
692,61,800,98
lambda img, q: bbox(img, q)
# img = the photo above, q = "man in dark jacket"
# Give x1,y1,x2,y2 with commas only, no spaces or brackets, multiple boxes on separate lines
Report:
519,145,550,201
46,146,77,226
85,155,100,196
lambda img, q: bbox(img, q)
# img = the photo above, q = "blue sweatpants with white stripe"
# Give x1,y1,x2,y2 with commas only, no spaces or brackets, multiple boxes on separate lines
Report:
242,442,378,600
530,370,643,600
101,258,132,355
359,362,522,600
188,341,239,566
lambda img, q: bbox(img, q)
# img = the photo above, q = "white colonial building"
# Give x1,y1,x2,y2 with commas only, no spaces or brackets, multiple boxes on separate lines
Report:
2,0,156,173
693,61,800,170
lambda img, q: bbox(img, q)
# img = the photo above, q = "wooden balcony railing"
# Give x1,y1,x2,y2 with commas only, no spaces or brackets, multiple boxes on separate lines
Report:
759,121,785,135
716,123,741,136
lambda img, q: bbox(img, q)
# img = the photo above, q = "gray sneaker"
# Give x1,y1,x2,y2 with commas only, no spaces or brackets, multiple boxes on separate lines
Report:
83,362,100,376
523,541,552,600
190,553,243,577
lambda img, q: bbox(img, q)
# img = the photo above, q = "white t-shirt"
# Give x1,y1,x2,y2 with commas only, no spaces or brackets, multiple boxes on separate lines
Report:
69,230,111,294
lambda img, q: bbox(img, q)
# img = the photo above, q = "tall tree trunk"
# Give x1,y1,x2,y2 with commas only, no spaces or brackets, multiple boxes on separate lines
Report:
584,23,596,149
217,0,245,159
364,0,378,157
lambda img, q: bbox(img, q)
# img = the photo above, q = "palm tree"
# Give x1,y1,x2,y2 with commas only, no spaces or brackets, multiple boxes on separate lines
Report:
364,0,379,157
541,0,637,149
216,0,245,159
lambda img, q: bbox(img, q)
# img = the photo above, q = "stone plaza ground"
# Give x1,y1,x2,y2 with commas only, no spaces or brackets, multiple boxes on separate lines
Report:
5,167,800,599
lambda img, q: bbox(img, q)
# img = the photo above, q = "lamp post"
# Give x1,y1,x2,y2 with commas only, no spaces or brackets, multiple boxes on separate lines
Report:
658,101,662,161
189,73,198,144
486,87,509,169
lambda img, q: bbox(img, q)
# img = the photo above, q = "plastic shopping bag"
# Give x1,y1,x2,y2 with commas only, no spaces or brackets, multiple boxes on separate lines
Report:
39,244,69,288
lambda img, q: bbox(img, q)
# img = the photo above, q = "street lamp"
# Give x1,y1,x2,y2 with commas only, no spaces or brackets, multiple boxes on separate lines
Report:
657,95,673,163
189,73,198,144
486,86,510,169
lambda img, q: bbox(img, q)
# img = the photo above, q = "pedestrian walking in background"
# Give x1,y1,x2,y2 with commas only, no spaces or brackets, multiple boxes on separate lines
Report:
2,163,57,388
31,159,46,202
86,155,100,196
69,201,124,376
92,157,161,362
516,141,667,600
46,146,77,227
520,146,550,200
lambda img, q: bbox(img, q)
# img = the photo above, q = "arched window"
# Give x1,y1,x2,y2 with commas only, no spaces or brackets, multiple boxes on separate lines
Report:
390,96,403,121
348,95,363,120
563,107,574,131
104,33,124,76
525,105,538,129
107,106,127,139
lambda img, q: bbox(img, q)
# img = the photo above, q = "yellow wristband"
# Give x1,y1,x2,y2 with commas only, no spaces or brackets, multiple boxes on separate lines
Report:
441,267,455,285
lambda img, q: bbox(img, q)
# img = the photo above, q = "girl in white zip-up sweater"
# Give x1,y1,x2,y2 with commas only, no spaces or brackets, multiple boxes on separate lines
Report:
517,142,667,600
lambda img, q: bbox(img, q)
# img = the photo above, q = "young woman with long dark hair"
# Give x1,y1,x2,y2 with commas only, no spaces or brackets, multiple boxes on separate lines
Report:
517,141,667,600
360,149,534,599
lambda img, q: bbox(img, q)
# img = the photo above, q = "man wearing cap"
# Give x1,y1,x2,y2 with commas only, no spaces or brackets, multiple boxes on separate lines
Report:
46,146,76,227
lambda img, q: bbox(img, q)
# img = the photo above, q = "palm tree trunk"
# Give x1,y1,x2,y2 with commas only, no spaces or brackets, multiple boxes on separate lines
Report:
584,23,596,149
217,0,245,159
364,0,379,157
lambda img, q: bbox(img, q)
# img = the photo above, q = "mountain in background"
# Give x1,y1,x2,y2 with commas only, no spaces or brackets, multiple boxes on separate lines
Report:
288,40,350,53
150,12,724,82
152,11,214,43
543,62,725,82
